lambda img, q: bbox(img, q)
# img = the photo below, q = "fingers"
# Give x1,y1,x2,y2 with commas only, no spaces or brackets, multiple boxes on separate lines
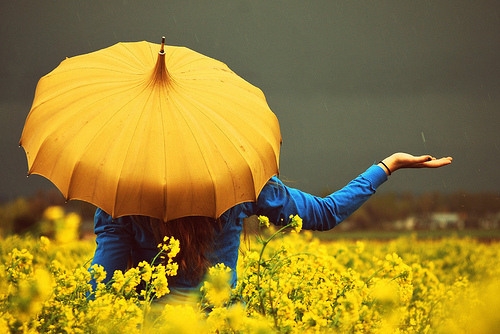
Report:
421,156,453,168
414,155,434,163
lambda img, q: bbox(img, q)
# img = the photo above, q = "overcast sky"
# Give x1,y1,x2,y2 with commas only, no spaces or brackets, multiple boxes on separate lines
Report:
1,1,499,202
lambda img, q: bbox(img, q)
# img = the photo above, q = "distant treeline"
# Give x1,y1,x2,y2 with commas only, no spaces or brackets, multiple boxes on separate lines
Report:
1,189,499,236
0,189,96,236
342,191,500,230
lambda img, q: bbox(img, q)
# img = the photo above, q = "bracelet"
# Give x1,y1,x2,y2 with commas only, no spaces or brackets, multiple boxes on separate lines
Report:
379,161,392,175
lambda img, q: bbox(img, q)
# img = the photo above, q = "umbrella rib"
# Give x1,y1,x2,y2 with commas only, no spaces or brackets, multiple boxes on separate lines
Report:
108,85,160,217
157,87,169,220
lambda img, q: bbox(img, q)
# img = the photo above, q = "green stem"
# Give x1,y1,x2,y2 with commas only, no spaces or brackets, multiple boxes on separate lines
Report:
256,223,293,315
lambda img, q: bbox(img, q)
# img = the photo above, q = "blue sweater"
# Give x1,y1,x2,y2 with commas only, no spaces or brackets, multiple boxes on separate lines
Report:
91,164,387,294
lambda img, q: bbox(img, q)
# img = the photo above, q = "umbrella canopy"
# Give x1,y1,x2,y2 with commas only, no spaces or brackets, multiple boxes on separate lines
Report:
20,38,281,221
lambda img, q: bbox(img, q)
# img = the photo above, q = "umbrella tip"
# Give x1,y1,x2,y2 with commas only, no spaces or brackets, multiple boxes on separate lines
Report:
159,36,165,55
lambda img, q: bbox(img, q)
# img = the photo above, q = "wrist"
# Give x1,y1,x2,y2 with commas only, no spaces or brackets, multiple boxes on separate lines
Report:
378,160,392,175
379,154,400,175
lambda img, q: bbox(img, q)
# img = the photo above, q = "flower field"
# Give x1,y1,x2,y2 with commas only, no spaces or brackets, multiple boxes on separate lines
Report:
1,211,499,333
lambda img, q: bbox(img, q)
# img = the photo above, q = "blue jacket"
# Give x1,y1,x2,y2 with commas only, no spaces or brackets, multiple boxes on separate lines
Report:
91,164,387,293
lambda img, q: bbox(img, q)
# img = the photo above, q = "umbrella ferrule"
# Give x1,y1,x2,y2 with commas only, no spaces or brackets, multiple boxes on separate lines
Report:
159,36,165,55
151,37,170,86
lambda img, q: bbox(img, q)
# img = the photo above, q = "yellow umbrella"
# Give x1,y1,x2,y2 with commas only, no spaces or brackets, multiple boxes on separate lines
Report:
20,38,281,221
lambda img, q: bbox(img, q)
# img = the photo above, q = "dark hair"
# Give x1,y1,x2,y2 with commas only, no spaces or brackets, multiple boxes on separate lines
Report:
148,216,222,285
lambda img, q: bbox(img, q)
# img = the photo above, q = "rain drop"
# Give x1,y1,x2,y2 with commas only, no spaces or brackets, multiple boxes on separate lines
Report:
421,131,427,149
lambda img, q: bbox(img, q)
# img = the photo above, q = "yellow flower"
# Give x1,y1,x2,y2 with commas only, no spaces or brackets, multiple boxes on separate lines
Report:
167,237,181,259
122,267,141,294
155,304,207,333
89,264,107,284
0,313,13,333
111,270,125,292
158,236,181,260
201,263,232,307
138,261,152,282
258,215,270,227
289,214,303,233
43,205,65,220
166,262,178,277
39,236,50,251
371,278,400,305
7,248,33,282
151,265,169,298
55,212,81,244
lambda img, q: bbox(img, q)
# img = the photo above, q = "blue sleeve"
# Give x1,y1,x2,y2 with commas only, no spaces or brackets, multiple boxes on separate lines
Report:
253,165,387,231
90,209,134,283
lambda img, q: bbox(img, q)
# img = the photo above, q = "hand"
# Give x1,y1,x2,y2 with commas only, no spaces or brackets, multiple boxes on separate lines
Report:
379,153,453,175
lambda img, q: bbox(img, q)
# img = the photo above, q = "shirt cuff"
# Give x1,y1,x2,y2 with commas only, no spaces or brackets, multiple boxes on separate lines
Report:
361,164,388,189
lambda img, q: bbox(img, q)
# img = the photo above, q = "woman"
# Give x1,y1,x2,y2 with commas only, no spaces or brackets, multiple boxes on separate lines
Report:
90,153,452,303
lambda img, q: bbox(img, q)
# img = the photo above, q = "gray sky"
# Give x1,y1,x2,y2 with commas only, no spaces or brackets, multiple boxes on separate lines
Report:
1,1,499,202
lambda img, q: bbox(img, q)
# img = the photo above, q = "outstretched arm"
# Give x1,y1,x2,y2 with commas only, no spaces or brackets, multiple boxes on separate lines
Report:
254,152,452,231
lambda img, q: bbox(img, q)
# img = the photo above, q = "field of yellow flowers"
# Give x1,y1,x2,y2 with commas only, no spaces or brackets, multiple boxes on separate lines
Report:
1,208,499,333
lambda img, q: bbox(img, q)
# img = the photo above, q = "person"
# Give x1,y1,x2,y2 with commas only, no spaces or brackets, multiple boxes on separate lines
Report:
90,152,452,304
